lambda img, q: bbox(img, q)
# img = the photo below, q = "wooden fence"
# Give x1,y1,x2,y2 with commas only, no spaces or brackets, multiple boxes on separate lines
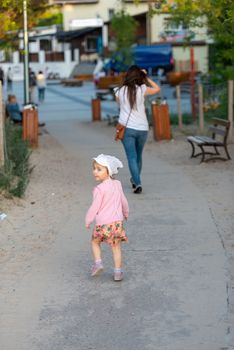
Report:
175,80,233,140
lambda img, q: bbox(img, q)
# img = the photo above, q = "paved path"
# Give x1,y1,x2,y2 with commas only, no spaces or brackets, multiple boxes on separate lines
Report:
28,120,226,350
1,82,231,349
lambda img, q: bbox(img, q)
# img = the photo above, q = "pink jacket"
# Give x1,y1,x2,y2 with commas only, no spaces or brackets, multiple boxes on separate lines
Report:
85,179,129,226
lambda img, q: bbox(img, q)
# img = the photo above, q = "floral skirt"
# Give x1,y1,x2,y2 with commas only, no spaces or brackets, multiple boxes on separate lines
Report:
92,221,128,246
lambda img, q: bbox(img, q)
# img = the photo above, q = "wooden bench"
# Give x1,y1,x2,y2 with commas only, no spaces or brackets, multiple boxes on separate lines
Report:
187,118,231,162
73,74,93,81
105,114,118,126
96,75,124,89
96,88,115,100
61,79,83,87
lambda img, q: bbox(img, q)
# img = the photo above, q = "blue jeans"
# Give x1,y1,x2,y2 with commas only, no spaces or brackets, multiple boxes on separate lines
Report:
122,128,148,187
38,87,45,102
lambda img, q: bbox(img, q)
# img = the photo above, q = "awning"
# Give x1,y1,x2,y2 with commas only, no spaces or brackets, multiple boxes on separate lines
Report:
56,27,100,41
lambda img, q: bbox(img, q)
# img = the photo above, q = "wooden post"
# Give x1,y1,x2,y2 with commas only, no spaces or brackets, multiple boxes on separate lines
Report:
176,85,183,128
91,98,101,121
190,47,196,121
0,82,4,167
198,84,204,132
22,108,38,147
228,80,233,140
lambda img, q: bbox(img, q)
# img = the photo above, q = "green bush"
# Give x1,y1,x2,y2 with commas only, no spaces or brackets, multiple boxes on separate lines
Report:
0,120,31,197
169,113,193,125
203,89,228,122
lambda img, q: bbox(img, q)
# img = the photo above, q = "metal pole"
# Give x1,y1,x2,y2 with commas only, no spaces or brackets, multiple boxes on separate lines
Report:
23,0,29,105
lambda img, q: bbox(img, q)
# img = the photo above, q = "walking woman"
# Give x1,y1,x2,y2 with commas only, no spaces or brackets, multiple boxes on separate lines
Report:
114,65,160,193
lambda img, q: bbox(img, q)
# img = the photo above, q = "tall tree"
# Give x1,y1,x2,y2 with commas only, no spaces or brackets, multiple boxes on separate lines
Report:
0,0,53,41
110,8,138,70
111,10,138,51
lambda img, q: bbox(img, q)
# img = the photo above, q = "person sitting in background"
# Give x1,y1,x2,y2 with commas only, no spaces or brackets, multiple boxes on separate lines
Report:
93,56,106,86
6,94,45,126
6,94,22,123
93,69,106,87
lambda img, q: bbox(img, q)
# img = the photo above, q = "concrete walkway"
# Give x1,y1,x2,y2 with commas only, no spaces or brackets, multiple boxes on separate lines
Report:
1,81,230,349
26,119,226,350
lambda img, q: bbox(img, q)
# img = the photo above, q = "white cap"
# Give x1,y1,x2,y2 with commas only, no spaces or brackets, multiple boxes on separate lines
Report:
93,154,123,176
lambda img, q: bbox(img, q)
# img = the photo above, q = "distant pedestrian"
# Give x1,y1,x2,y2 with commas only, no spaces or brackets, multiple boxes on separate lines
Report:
29,68,37,103
114,65,160,194
0,66,5,87
7,67,13,92
93,69,106,87
36,71,46,103
85,154,129,282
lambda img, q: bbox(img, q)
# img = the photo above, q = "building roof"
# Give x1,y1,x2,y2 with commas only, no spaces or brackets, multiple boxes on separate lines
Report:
56,27,99,41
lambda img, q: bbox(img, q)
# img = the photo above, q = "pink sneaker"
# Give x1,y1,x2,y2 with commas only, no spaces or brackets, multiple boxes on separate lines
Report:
91,263,104,277
114,271,123,282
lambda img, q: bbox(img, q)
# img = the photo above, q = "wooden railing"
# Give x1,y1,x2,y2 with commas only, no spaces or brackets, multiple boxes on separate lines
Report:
45,52,64,62
20,53,39,63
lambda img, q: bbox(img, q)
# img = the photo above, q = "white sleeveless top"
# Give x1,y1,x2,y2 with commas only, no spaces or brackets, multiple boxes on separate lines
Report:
114,84,149,131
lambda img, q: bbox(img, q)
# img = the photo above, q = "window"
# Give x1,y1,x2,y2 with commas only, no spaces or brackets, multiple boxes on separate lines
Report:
161,18,193,42
85,36,97,52
108,9,114,20
40,39,52,51
164,18,188,31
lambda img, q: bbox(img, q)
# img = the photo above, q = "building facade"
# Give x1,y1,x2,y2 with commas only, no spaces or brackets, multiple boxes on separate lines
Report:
51,0,209,73
0,0,210,78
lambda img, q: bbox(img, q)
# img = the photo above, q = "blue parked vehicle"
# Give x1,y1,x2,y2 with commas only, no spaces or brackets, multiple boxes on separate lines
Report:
105,43,174,75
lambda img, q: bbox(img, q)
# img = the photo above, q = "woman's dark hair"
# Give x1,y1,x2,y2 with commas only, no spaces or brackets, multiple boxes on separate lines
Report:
122,65,147,110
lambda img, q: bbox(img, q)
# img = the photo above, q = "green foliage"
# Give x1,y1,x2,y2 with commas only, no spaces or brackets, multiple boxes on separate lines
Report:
36,12,63,27
110,9,138,68
0,121,31,197
170,113,193,125
0,0,53,41
137,0,234,78
111,9,138,50
203,89,228,122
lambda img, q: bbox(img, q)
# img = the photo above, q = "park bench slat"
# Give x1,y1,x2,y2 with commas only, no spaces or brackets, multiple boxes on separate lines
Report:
212,117,230,127
195,136,223,144
208,126,226,136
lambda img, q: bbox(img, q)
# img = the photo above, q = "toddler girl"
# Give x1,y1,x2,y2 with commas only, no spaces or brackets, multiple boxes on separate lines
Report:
85,154,129,281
